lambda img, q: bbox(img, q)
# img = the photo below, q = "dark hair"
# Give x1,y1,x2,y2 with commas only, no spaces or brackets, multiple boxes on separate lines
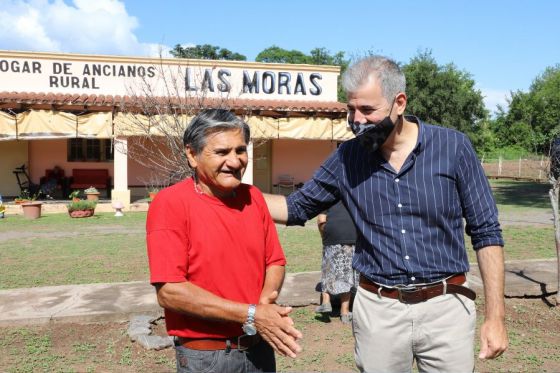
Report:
183,109,251,153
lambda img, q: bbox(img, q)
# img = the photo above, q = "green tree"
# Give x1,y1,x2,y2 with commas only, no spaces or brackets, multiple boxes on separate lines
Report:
530,65,560,141
402,50,488,136
309,48,346,67
169,44,246,61
491,92,536,151
309,48,349,102
469,119,498,155
256,45,348,101
493,65,560,152
255,45,310,64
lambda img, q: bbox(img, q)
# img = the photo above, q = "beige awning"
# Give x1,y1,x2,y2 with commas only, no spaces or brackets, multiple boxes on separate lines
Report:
0,110,114,139
249,116,353,141
113,112,139,137
246,116,279,139
114,112,192,137
0,111,17,140
77,112,113,138
277,117,330,139
1,109,352,141
17,110,76,139
115,113,352,141
332,118,353,141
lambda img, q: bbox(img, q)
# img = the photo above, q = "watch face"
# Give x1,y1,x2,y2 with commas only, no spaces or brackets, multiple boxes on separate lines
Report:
242,323,257,336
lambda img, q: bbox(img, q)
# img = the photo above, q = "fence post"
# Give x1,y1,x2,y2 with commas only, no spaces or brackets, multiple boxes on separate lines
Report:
539,155,544,180
498,156,502,176
518,157,522,177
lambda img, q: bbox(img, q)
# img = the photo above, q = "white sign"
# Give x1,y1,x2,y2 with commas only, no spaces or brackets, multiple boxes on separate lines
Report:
0,51,340,102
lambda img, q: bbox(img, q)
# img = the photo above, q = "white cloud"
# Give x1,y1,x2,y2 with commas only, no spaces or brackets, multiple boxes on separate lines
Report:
479,88,511,116
0,0,169,57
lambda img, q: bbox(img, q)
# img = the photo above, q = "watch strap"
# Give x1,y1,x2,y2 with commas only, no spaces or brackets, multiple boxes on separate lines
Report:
246,304,256,324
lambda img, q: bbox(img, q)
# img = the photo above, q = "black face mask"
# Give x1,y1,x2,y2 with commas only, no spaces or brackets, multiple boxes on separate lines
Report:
348,99,397,153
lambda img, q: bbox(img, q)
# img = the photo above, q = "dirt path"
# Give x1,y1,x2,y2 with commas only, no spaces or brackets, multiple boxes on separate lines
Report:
0,225,144,243
2,209,553,244
498,209,553,226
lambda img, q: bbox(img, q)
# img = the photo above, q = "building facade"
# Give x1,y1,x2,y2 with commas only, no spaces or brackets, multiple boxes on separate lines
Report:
0,50,350,205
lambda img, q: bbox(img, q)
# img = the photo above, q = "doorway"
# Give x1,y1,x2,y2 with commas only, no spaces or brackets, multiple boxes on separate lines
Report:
252,140,271,193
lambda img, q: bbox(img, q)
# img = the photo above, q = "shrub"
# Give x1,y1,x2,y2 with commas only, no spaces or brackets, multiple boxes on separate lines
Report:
67,200,97,212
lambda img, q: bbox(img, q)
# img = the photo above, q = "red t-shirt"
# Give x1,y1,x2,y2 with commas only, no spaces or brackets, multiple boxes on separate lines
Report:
146,177,286,338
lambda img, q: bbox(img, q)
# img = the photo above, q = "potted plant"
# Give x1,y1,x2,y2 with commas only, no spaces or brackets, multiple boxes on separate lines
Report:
68,190,81,202
14,189,32,204
84,186,100,201
21,192,42,219
67,200,97,218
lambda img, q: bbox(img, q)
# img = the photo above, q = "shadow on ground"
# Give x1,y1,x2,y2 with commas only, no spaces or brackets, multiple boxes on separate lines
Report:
491,180,551,208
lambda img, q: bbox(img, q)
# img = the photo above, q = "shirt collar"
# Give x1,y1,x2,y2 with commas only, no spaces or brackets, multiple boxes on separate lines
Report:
404,115,425,154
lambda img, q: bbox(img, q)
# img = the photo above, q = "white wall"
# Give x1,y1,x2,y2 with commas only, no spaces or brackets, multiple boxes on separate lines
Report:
0,140,29,197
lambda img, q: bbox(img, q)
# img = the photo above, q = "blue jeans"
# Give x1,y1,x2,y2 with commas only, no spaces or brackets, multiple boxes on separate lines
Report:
174,338,275,373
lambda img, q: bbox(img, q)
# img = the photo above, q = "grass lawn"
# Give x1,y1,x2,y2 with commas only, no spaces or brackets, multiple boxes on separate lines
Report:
466,225,555,262
0,180,559,372
490,179,552,211
0,179,556,289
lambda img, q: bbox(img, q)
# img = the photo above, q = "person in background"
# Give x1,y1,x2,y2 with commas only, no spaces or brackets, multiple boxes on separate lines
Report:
315,200,358,324
40,165,64,198
263,55,507,372
147,109,302,373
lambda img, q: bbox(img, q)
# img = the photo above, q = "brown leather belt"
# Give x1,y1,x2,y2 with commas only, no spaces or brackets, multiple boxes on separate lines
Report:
176,335,261,351
359,273,476,303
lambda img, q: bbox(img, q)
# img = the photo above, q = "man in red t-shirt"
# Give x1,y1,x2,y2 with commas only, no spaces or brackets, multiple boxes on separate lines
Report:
147,109,302,373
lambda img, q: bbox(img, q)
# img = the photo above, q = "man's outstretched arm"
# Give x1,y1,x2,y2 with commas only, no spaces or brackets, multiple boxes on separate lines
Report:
263,193,289,224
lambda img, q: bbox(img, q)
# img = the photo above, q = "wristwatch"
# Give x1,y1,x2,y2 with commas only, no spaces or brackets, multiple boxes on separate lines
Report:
242,304,257,335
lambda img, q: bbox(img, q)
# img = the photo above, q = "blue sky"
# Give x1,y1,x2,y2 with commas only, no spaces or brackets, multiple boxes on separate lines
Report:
1,0,559,113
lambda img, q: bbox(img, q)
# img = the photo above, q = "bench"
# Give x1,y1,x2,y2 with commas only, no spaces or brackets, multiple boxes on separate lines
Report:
69,169,112,198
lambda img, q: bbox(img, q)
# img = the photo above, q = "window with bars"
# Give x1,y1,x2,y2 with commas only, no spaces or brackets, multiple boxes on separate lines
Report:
67,139,114,162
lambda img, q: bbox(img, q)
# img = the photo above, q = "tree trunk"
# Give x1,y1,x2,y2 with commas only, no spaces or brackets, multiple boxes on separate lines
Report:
549,183,560,306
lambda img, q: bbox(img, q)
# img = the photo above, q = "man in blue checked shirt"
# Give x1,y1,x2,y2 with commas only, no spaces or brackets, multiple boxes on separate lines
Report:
264,55,508,372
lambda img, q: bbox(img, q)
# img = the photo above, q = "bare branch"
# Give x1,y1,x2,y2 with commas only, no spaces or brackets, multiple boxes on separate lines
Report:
117,57,268,188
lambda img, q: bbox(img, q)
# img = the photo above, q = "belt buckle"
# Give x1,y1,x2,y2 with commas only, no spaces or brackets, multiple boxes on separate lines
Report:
237,334,251,351
397,286,419,303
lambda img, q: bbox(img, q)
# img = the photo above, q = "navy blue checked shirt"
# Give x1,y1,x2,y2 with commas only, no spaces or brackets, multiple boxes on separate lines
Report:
286,116,504,286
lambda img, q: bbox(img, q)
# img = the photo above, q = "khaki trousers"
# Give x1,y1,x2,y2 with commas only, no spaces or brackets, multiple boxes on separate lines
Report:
353,285,476,373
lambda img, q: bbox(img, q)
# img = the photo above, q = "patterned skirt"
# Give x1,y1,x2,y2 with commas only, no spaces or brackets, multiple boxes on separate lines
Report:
320,244,359,295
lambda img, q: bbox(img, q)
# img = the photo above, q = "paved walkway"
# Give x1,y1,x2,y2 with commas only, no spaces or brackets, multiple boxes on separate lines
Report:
0,259,557,327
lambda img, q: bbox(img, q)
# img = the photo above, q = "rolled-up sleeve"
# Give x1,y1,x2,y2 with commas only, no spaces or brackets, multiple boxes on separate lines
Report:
456,136,504,249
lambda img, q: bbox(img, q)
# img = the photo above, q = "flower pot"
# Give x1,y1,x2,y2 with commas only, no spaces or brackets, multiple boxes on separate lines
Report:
72,197,80,202
21,201,42,219
86,192,100,201
148,191,158,200
68,209,95,218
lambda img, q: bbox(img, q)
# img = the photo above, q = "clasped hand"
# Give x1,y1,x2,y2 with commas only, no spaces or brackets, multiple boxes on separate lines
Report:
254,303,302,358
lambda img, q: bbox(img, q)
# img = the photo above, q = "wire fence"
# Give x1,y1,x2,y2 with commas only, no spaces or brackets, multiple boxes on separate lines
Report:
481,156,550,181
